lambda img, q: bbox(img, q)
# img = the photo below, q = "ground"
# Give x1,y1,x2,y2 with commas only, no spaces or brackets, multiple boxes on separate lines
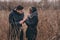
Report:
0,9,60,40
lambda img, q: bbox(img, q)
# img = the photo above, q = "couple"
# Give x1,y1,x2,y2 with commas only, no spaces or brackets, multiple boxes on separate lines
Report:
9,5,38,40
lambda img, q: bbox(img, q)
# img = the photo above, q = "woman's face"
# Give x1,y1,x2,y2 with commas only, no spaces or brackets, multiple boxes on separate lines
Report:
29,8,32,14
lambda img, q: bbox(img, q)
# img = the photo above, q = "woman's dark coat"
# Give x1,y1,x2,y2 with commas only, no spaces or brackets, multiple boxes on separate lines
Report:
25,11,38,40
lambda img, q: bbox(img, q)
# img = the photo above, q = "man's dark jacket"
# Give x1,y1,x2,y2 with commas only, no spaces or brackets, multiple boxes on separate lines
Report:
9,10,24,28
9,10,24,40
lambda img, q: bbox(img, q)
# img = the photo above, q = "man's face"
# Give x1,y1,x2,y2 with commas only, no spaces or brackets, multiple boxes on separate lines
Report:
17,9,24,14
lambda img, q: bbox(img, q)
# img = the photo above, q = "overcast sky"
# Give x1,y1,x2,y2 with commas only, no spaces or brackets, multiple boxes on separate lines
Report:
0,0,41,2
0,0,59,2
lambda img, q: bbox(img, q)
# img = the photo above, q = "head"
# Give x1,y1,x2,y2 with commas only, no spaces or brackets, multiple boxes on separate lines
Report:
29,7,37,14
16,5,24,14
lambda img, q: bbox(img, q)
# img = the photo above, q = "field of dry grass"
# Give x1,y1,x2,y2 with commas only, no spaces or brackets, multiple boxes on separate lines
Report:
0,8,60,40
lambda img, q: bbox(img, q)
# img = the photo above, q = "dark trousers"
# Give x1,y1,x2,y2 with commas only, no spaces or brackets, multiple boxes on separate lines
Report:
26,27,37,40
8,27,23,40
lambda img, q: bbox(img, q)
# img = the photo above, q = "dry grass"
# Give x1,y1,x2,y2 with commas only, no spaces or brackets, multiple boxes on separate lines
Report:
0,8,60,40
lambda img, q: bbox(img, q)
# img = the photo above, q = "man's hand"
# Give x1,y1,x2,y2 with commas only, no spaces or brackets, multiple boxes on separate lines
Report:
19,16,28,24
19,20,24,24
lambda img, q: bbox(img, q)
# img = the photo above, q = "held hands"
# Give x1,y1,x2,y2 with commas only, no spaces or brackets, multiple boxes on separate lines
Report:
19,16,28,24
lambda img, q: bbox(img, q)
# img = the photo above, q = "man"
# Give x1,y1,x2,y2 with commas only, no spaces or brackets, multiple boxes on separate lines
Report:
9,5,24,40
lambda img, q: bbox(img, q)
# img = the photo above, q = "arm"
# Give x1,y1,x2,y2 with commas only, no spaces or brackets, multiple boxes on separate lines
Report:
25,16,38,26
19,15,28,24
9,14,20,27
30,16,38,24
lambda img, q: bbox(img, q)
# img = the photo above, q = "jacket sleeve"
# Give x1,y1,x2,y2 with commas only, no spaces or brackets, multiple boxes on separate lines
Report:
9,14,20,27
25,16,38,26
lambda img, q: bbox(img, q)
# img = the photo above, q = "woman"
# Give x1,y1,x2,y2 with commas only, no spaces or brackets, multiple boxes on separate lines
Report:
20,7,38,40
25,7,38,40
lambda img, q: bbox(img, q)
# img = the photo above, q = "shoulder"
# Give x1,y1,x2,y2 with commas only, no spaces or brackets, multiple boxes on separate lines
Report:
31,16,38,20
9,11,15,18
9,10,17,16
9,12,13,17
